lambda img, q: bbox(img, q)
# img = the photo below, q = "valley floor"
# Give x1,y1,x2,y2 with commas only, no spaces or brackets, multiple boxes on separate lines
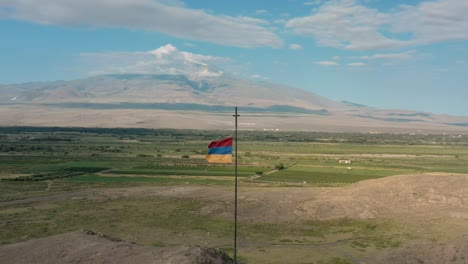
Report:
2,105,468,134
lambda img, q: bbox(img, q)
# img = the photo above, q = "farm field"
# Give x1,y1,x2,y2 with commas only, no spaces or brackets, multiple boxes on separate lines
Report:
1,127,468,263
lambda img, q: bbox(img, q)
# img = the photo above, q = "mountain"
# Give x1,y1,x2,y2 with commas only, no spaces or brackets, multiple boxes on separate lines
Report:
0,73,342,112
1,73,468,133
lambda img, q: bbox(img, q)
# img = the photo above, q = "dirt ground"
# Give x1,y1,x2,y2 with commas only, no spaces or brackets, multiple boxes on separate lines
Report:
84,172,468,222
0,230,233,264
3,173,467,222
1,173,467,263
2,106,468,134
368,235,468,264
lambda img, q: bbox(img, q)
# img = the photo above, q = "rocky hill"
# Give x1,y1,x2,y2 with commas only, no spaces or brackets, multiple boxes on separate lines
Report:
0,230,233,264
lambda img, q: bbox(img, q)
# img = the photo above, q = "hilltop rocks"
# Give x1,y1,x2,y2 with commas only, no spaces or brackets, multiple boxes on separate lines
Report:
0,230,233,264
368,235,468,264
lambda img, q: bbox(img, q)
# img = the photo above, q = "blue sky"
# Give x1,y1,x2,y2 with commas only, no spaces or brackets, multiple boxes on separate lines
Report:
1,0,468,115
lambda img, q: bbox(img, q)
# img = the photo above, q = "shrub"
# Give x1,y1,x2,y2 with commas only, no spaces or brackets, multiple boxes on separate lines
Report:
275,163,285,170
136,154,154,158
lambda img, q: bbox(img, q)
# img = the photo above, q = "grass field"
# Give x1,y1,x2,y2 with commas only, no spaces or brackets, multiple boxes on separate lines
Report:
70,175,233,185
259,165,410,184
107,164,267,177
256,156,468,185
1,127,468,187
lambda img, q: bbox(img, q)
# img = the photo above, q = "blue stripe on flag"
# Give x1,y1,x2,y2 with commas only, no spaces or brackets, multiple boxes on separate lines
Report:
208,146,233,155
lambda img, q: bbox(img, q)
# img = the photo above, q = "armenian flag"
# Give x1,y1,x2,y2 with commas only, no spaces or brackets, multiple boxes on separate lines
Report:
206,137,233,163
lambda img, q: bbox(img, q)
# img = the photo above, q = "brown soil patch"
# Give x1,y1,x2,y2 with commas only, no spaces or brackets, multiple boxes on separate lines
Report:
367,235,468,264
0,173,467,263
0,230,233,264
2,173,467,222
111,173,468,222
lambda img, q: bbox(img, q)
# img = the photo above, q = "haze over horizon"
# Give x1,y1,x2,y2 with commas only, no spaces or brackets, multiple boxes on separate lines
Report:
1,0,468,116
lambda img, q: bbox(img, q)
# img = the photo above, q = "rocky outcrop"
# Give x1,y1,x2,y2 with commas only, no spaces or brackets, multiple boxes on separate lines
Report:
0,230,234,264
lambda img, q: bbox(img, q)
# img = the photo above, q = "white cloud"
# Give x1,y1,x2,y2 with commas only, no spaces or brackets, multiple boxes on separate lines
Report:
286,0,468,50
304,0,324,6
250,74,268,80
289,44,304,50
255,9,268,15
0,0,282,48
273,19,287,24
348,62,366,67
315,61,339,66
356,51,414,60
332,56,340,60
286,0,404,50
393,0,468,45
151,44,179,59
81,44,229,78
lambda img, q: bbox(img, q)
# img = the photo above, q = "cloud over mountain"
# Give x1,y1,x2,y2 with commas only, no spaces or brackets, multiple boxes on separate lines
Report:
0,0,282,48
81,44,227,78
2,0,466,51
286,0,468,50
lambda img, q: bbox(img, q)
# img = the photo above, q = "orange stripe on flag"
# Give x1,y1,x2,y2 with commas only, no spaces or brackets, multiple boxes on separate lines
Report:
206,154,232,163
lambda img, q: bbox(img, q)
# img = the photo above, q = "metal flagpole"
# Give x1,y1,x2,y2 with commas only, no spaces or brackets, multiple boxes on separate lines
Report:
233,106,239,264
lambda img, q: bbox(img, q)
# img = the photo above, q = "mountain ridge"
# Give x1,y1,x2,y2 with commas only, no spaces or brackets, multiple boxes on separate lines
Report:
1,73,468,133
0,73,344,110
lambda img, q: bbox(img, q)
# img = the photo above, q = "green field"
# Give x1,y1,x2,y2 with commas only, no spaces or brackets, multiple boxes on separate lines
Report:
70,175,233,185
1,127,468,190
107,164,267,177
256,155,468,185
1,127,468,187
259,165,410,184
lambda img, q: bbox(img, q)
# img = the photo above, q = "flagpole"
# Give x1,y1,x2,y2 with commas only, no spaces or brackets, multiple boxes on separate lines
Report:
233,106,239,264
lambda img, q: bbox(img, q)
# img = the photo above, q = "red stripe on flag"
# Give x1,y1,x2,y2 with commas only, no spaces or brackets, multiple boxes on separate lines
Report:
208,137,233,148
